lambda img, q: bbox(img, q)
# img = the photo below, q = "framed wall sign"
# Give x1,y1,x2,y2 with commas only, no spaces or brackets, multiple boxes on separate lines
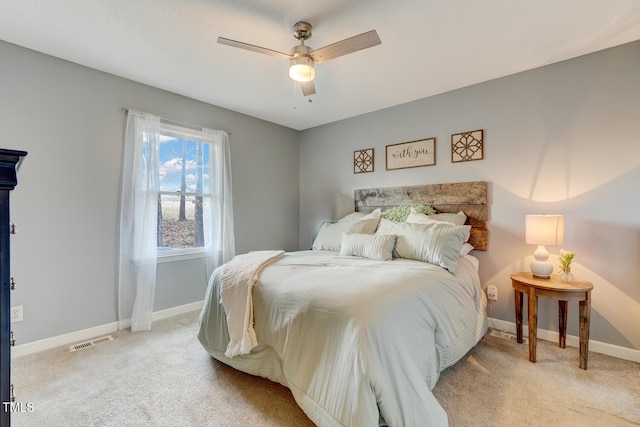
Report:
353,148,374,173
385,138,436,170
451,129,484,163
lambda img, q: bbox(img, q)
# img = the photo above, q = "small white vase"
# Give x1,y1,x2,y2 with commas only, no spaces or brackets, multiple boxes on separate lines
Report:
560,267,574,283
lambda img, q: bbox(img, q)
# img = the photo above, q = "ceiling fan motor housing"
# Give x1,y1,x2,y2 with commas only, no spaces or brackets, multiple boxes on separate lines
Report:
290,44,312,57
293,21,312,41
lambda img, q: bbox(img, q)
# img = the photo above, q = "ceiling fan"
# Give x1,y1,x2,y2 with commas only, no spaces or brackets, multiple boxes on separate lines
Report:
218,21,381,96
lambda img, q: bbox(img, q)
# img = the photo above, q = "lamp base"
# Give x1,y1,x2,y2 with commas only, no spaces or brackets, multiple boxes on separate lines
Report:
530,245,553,279
530,260,553,279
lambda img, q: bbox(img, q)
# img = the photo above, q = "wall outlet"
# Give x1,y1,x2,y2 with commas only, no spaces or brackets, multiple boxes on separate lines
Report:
10,305,23,323
487,285,498,301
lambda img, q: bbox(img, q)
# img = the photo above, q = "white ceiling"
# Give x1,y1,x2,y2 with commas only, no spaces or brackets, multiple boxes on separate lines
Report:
1,0,639,130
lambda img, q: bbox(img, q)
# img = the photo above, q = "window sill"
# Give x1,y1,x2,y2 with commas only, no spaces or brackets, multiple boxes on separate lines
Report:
156,249,205,263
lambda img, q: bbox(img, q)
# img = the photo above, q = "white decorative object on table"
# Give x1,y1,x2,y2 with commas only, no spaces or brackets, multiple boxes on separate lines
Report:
525,215,564,279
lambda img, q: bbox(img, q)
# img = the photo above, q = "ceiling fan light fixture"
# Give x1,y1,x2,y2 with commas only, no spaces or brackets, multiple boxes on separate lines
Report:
289,56,315,82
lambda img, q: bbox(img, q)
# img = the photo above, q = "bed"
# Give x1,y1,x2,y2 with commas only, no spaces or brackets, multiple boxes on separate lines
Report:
198,181,489,426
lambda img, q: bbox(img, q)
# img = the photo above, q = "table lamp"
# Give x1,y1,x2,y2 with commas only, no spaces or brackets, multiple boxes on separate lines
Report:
525,215,564,279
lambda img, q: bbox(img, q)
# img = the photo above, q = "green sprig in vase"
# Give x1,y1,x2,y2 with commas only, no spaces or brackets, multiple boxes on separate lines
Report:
558,249,575,283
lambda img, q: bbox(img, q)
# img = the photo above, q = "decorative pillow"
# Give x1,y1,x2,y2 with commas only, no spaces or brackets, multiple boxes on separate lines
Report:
380,204,435,222
406,209,467,226
340,232,397,261
312,218,379,252
376,220,471,274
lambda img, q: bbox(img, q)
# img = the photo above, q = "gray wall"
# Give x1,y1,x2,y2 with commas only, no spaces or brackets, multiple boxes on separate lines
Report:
299,41,640,351
1,40,300,344
4,36,640,354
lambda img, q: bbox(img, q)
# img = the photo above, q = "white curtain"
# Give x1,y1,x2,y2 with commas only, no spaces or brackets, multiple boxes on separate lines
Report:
118,110,160,332
118,112,235,331
202,128,235,279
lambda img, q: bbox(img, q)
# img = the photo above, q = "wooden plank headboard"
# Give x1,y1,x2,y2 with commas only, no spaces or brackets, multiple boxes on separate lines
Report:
354,181,489,251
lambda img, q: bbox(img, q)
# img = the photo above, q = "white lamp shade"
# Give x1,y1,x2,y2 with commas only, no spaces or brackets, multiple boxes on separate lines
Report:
525,215,564,246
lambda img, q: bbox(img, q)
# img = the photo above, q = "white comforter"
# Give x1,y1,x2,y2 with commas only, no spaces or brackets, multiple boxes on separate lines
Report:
198,250,487,426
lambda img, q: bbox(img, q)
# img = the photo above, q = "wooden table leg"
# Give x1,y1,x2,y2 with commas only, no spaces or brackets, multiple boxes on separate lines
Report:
558,300,568,348
579,291,591,370
514,289,523,343
528,289,537,363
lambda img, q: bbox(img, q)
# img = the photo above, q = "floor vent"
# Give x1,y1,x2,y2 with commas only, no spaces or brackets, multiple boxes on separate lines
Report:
490,329,528,344
69,335,114,352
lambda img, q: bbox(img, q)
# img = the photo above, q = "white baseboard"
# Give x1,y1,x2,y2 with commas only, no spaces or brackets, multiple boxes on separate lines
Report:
11,301,204,359
115,300,204,330
489,318,640,364
13,308,639,364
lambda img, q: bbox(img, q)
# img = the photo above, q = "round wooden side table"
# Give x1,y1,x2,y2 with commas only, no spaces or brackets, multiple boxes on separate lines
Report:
510,271,593,370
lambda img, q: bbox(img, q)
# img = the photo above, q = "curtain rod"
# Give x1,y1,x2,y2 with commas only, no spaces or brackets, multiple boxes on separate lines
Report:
120,108,231,135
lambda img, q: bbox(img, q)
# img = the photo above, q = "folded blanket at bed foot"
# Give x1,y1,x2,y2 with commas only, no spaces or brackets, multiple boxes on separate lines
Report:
220,250,285,357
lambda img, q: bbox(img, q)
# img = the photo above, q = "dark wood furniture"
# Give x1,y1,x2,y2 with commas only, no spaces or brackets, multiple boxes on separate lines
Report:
511,271,593,369
0,149,27,425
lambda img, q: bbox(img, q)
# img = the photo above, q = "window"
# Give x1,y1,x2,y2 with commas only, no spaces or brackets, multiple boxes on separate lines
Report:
156,122,211,256
119,109,235,330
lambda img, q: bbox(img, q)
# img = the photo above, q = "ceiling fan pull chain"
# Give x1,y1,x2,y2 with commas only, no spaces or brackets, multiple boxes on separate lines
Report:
292,81,297,110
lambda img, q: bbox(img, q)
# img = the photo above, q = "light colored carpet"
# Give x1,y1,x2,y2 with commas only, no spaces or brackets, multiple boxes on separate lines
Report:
11,310,640,426
433,332,640,427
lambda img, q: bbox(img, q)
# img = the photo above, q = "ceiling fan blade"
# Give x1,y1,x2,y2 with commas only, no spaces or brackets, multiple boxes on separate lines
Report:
311,30,381,64
300,80,316,97
217,37,291,60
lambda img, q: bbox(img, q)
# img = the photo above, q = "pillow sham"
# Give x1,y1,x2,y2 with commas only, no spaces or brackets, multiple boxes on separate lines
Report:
376,220,471,274
340,232,397,261
312,218,379,252
406,209,468,226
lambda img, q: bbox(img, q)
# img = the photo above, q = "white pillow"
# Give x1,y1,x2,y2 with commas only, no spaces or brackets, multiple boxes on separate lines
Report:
406,209,467,226
312,218,379,252
376,220,471,274
406,211,471,255
337,208,381,222
361,208,381,220
337,212,366,222
459,242,474,256
340,232,396,261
